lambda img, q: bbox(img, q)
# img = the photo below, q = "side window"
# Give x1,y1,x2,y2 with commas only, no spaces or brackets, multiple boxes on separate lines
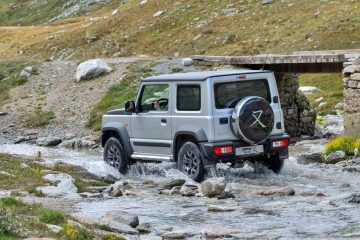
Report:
177,85,201,111
139,84,169,112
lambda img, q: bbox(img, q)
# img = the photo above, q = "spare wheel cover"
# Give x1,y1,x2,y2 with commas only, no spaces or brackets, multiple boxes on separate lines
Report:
232,96,274,144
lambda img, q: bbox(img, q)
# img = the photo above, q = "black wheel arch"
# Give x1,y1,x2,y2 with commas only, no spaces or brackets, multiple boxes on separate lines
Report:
173,129,208,162
102,126,133,158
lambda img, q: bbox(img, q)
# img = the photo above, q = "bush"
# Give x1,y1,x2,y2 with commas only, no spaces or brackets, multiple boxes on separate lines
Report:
0,209,24,238
1,198,24,208
62,223,93,240
39,209,66,225
23,110,55,127
325,135,360,156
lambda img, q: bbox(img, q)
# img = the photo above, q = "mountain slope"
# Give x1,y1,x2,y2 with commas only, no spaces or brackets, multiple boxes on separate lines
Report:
0,0,359,60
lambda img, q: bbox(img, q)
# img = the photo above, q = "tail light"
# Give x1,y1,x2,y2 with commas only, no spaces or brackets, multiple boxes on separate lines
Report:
214,146,233,155
272,139,289,148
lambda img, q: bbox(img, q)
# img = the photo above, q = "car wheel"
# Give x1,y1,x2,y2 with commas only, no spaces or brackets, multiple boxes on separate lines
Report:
177,141,204,182
104,137,127,174
262,153,284,174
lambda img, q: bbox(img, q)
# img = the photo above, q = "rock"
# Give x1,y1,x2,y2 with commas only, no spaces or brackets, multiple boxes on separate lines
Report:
202,226,239,238
0,112,8,116
140,0,147,5
335,102,344,110
67,220,84,229
320,200,336,206
0,171,14,177
217,191,235,199
123,190,139,196
200,177,227,197
182,58,193,66
299,86,321,94
297,152,322,164
343,65,360,77
107,221,139,235
340,183,350,188
103,174,118,184
75,59,112,82
348,80,358,88
36,173,78,197
350,73,360,81
24,129,39,136
153,10,165,17
109,187,123,197
36,137,62,147
324,151,347,164
318,102,328,109
20,163,28,169
158,179,186,189
208,205,236,212
46,224,63,233
162,230,198,239
180,184,198,197
79,192,103,198
12,136,26,144
259,187,295,196
315,97,324,103
349,194,360,203
111,9,118,16
136,222,151,233
100,211,139,228
20,66,33,78
263,0,273,4
59,138,97,149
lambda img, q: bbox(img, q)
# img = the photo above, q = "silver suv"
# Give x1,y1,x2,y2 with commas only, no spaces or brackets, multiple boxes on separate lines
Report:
101,70,289,181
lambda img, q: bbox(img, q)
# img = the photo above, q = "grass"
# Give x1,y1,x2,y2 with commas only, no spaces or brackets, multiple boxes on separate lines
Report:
0,61,27,106
299,73,343,115
23,110,55,127
39,210,67,225
0,1,360,60
87,60,155,131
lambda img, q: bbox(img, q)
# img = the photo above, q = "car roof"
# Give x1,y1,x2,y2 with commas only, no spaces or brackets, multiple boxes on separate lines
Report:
142,70,272,82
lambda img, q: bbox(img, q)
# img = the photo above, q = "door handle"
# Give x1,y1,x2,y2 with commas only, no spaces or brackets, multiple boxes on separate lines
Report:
161,118,167,124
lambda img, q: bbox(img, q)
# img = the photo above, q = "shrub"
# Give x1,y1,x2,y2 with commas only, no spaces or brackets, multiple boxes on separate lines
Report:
23,110,55,127
0,198,24,208
62,223,93,240
0,209,24,238
325,135,360,156
39,209,66,225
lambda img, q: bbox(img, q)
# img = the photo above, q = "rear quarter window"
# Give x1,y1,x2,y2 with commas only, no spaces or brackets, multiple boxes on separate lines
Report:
214,79,271,109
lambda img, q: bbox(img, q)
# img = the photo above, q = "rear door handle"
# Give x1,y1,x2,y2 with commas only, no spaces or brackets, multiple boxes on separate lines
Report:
161,118,167,123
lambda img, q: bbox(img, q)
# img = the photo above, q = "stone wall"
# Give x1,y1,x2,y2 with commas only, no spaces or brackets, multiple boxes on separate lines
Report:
275,73,317,137
343,64,360,134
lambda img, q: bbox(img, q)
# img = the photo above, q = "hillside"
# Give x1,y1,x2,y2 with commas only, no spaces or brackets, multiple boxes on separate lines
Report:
0,0,359,60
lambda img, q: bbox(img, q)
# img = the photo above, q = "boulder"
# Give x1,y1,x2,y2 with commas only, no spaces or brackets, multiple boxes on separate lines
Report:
20,66,33,78
59,138,97,149
36,137,62,147
259,187,295,196
100,211,139,228
46,224,63,233
324,151,347,164
335,102,344,110
350,73,360,81
36,173,78,197
208,205,236,212
182,58,193,66
153,10,165,17
349,194,360,203
200,177,227,197
103,174,118,184
107,221,139,235
297,152,322,164
217,191,235,199
75,59,112,82
136,222,151,233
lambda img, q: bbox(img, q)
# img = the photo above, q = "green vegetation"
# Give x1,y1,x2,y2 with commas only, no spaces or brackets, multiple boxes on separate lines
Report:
299,73,343,115
23,110,55,127
325,135,360,156
0,154,45,192
87,60,155,131
0,61,27,106
39,209,67,225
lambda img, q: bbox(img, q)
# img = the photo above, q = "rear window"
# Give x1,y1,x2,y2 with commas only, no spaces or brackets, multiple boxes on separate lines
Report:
214,79,271,109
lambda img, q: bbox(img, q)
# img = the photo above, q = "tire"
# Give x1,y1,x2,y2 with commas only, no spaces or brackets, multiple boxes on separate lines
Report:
104,137,128,174
262,153,284,174
177,141,204,182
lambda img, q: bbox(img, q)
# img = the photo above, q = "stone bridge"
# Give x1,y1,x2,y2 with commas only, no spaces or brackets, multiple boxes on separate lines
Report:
191,50,360,137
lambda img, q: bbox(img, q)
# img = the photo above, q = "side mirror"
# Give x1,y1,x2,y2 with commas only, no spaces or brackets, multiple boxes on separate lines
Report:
125,100,135,113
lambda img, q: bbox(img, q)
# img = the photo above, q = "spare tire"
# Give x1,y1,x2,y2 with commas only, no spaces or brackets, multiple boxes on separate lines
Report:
231,96,274,144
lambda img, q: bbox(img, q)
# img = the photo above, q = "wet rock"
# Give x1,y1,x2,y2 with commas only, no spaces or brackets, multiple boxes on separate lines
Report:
202,226,238,238
320,200,336,206
123,190,139,196
316,192,326,197
109,187,123,197
158,179,186,189
36,173,78,197
103,174,118,184
75,59,112,82
324,151,346,164
208,205,236,212
136,222,151,233
340,183,351,188
59,138,97,149
107,221,139,235
100,211,139,228
0,112,8,116
24,129,39,136
12,136,26,144
217,191,235,199
79,192,103,198
259,187,295,196
88,186,108,193
201,177,227,197
36,137,62,147
349,194,360,203
180,184,198,197
162,230,198,239
297,152,322,164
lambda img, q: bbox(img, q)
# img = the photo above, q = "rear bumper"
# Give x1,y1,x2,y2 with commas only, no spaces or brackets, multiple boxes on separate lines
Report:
199,134,289,163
